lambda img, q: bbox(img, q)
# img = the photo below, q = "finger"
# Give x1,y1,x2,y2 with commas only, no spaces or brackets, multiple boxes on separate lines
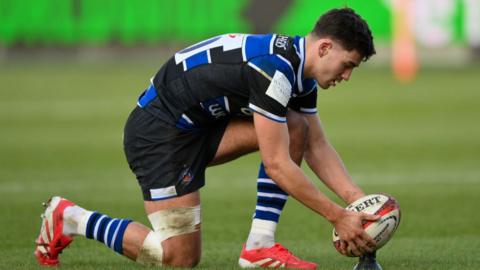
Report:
347,241,362,257
360,231,377,248
354,237,373,253
340,240,348,255
362,213,381,221
365,240,376,251
353,238,366,255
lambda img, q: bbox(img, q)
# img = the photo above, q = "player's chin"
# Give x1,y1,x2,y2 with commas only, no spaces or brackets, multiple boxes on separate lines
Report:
318,82,331,90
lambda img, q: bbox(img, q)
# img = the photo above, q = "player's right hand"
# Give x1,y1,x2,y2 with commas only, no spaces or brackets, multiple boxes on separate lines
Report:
332,210,380,257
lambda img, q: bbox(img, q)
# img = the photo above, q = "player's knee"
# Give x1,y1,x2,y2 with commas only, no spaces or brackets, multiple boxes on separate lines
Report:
161,232,201,267
136,231,164,266
137,205,201,267
137,232,201,268
163,248,200,268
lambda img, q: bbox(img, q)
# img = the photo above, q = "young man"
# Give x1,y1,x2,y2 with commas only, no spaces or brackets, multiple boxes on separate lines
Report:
35,8,381,270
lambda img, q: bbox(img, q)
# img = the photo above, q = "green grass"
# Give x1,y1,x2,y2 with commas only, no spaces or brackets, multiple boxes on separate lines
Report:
1,59,479,269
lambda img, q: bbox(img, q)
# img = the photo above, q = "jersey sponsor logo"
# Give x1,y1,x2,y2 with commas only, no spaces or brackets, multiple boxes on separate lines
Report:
266,70,292,107
200,96,230,119
208,103,227,118
274,35,289,51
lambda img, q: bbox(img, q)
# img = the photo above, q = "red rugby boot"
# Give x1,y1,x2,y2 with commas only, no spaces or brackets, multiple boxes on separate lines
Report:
34,196,75,266
239,243,317,269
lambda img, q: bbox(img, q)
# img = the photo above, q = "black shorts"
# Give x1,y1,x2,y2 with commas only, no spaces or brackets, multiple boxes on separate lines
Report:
123,107,228,201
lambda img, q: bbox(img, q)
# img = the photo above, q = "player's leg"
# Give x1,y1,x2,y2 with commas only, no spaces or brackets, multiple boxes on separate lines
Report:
34,107,204,267
136,117,259,267
121,107,209,267
34,196,152,266
209,113,304,166
208,117,258,166
34,194,200,267
240,110,317,269
142,191,201,267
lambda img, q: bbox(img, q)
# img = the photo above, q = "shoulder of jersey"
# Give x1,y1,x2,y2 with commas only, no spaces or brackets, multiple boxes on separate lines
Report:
271,34,300,68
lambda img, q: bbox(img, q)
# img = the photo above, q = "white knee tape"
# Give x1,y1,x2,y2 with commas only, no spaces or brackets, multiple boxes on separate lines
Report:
136,205,201,266
148,205,201,242
136,231,163,266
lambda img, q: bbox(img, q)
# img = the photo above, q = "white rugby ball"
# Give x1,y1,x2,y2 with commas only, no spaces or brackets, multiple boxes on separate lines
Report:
332,194,401,257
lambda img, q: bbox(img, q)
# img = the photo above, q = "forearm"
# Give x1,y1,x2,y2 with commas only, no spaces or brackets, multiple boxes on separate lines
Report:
253,113,346,223
304,140,364,204
263,158,344,223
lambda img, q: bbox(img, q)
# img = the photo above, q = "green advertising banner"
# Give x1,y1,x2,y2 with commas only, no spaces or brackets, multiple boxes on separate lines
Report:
0,0,478,47
0,0,250,45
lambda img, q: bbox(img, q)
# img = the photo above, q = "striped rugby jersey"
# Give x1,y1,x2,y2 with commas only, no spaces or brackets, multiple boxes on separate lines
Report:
137,33,318,130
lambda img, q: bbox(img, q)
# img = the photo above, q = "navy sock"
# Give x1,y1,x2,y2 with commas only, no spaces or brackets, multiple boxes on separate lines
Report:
254,163,288,223
85,212,132,255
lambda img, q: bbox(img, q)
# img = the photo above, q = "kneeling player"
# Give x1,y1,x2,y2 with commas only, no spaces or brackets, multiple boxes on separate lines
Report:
35,8,381,269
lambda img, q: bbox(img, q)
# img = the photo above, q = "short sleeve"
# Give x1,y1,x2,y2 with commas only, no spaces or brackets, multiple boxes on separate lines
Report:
246,54,296,123
288,86,318,114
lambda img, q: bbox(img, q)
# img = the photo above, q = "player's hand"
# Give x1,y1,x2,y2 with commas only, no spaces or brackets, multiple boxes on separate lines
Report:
332,210,380,257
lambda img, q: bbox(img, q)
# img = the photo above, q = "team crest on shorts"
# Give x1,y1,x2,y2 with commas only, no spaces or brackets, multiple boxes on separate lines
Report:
178,165,194,187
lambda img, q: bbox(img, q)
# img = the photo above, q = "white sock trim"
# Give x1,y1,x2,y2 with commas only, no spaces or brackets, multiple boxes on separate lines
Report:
257,178,275,184
250,219,277,237
257,192,288,200
255,206,282,215
63,205,94,236
77,210,94,236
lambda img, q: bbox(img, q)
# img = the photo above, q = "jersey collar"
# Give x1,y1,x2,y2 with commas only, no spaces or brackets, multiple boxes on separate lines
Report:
293,36,306,92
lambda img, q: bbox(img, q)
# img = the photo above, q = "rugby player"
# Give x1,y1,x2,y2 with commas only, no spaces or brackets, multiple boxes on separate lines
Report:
35,8,382,270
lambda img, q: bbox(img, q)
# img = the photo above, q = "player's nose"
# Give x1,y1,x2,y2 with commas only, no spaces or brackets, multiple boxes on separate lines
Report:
341,68,353,81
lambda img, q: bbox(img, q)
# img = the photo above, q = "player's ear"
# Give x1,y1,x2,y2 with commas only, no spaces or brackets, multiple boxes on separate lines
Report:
318,39,333,57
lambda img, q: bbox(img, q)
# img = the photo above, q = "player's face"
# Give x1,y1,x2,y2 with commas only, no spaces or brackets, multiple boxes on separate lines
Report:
312,40,363,89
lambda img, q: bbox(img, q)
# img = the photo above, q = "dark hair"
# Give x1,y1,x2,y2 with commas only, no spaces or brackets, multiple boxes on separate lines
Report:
311,8,376,61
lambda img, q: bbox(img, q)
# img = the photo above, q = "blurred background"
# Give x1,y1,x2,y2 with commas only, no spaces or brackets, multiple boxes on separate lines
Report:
1,0,480,68
1,0,479,269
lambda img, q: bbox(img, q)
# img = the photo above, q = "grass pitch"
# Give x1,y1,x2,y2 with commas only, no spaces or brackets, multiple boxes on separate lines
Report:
1,58,479,269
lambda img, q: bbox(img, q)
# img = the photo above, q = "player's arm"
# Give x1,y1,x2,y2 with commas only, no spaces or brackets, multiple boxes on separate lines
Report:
303,113,365,204
254,112,342,220
253,113,377,256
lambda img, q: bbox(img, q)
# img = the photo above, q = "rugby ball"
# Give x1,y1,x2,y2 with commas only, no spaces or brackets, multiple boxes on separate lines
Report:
332,194,401,256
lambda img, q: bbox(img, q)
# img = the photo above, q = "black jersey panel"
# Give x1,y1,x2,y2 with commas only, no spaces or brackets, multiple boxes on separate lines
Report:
288,88,318,114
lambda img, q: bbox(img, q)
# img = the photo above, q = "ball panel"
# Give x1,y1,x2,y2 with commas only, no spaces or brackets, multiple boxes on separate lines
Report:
365,208,400,248
363,195,401,230
346,194,390,214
